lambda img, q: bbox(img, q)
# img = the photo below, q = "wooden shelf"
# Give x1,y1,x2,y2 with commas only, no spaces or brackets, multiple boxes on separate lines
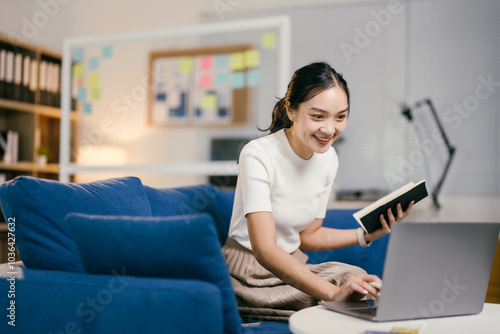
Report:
0,98,79,121
0,162,59,174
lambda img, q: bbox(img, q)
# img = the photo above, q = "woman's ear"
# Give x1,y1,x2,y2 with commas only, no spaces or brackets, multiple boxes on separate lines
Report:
285,101,295,122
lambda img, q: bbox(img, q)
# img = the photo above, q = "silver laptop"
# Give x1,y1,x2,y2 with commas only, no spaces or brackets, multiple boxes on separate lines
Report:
320,222,500,322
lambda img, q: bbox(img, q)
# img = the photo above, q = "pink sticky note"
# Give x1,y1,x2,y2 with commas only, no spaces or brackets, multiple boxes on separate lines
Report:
199,75,213,89
200,56,214,71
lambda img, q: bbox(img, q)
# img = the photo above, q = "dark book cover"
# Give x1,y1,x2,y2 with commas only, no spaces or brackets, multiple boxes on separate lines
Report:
354,180,428,234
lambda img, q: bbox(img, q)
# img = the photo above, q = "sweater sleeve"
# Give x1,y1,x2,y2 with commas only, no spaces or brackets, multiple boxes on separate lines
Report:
238,142,274,216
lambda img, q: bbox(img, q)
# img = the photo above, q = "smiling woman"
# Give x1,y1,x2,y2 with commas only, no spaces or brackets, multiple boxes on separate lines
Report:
221,62,413,321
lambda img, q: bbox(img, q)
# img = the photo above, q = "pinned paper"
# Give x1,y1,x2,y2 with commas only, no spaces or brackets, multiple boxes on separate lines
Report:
102,45,113,59
83,102,92,114
199,75,213,89
262,32,277,49
201,93,217,110
179,57,194,73
214,73,228,86
214,54,229,69
231,72,245,89
200,56,214,71
89,57,99,71
77,87,87,101
245,49,260,68
90,86,101,101
88,73,99,87
73,48,84,62
230,52,245,71
72,63,84,79
247,69,261,87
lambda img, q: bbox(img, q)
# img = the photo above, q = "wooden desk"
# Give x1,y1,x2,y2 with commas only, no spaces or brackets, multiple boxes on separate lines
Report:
289,303,500,334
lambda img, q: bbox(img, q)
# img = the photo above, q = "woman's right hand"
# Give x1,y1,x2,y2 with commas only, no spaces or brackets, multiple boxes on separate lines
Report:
333,274,382,301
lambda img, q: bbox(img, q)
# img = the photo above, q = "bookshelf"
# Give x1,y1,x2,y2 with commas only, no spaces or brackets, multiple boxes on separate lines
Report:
0,34,79,182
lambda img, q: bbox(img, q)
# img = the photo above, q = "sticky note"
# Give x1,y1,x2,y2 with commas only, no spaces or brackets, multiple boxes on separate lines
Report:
73,48,84,62
179,57,194,73
77,87,87,101
102,45,113,59
72,63,84,79
262,32,277,49
201,93,217,110
214,73,228,86
88,73,99,87
199,75,213,89
83,102,92,114
90,86,101,101
231,72,245,89
247,69,261,87
214,54,229,69
200,56,213,71
88,57,99,71
230,52,245,71
245,49,260,68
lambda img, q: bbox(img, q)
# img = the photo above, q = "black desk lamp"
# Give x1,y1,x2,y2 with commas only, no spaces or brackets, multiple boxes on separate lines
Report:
398,98,456,209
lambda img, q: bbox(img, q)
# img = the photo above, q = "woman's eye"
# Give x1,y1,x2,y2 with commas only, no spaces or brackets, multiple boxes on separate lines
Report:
336,115,347,121
312,115,323,119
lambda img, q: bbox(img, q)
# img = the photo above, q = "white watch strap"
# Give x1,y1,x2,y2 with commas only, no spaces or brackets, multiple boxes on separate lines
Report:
357,227,372,248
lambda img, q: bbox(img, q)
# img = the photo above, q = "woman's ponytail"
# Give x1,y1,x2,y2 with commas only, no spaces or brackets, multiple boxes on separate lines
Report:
262,97,292,133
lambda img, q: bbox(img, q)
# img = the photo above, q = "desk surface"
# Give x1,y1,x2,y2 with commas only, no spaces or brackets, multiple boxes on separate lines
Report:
289,303,500,334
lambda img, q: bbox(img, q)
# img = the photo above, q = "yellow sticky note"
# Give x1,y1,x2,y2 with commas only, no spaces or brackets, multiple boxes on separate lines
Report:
201,93,217,110
72,63,84,79
230,52,245,71
88,73,99,87
90,86,101,101
262,32,277,49
179,57,194,73
245,49,260,68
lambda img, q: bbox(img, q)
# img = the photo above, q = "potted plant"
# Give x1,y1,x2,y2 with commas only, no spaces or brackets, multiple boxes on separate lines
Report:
36,145,52,167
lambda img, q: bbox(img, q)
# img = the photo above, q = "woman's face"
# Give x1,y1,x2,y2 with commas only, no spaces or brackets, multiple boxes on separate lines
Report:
286,86,348,160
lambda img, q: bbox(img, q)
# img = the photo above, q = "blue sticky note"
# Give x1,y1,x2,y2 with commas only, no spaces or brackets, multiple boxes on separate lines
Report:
214,73,228,86
77,87,87,101
83,102,92,114
231,72,245,89
102,45,113,59
73,48,84,62
214,54,229,69
89,57,99,71
247,69,261,87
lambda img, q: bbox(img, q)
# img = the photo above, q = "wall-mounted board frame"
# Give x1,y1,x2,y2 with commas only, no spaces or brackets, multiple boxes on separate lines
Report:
148,44,253,127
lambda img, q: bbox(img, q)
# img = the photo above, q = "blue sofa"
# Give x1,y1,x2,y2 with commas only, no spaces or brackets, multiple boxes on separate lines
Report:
0,176,389,334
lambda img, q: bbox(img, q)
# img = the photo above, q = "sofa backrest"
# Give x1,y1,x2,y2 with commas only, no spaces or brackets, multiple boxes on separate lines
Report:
144,184,235,246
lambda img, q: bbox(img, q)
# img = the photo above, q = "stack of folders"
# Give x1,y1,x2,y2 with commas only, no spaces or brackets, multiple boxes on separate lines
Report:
0,130,19,164
0,41,61,107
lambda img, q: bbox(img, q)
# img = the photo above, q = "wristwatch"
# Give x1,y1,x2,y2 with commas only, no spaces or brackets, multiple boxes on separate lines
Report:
357,228,372,248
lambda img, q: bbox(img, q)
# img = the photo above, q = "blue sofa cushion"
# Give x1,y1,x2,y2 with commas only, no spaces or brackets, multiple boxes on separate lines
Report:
66,212,242,334
144,184,234,245
0,176,152,273
305,209,389,278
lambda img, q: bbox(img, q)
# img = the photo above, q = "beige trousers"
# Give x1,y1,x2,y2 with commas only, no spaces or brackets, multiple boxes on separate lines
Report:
222,238,367,322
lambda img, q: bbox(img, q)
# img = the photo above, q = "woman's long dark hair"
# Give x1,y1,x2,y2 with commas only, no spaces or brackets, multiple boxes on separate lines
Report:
263,62,350,133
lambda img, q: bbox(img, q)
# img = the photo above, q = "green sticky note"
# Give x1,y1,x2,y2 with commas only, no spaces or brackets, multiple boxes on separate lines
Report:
88,73,99,87
245,49,260,68
179,57,194,73
90,86,101,101
262,32,277,49
72,63,84,79
230,52,245,71
201,93,217,110
231,72,245,89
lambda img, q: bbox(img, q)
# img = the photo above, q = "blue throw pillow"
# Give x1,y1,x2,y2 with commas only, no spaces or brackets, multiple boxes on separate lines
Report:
0,176,152,273
144,184,234,245
65,212,242,334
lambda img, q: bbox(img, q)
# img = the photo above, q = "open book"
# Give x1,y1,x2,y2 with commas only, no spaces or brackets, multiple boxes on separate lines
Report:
353,180,428,234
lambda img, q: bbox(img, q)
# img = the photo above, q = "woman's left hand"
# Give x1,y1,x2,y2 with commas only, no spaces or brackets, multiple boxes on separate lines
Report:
365,201,414,242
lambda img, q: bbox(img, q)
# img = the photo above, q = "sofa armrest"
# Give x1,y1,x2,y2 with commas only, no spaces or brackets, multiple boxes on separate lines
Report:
304,209,389,278
0,266,223,334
